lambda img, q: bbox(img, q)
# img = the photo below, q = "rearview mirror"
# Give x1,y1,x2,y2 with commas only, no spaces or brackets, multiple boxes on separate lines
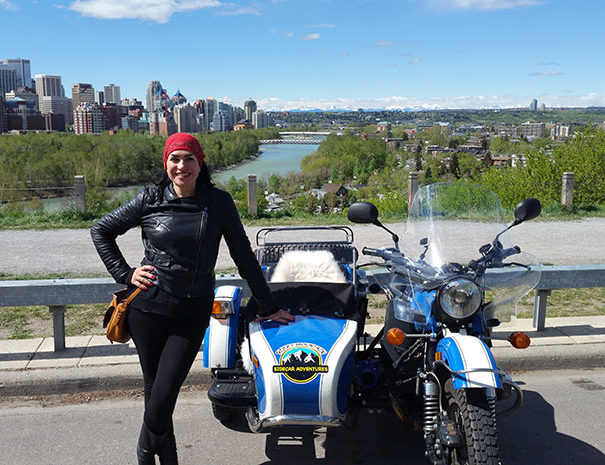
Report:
514,198,542,223
347,202,379,224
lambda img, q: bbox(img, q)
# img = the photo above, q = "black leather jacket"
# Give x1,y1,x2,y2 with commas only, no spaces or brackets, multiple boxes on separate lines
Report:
90,184,278,316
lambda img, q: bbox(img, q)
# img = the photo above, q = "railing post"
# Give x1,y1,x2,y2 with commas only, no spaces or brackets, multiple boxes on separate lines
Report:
561,172,574,209
49,305,66,351
533,289,552,331
247,174,258,216
408,172,419,211
74,175,87,214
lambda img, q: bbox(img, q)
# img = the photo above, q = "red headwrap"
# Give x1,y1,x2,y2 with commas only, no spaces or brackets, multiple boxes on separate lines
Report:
163,133,205,169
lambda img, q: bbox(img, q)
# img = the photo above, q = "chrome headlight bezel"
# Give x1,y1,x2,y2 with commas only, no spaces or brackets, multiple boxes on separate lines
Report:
438,278,482,321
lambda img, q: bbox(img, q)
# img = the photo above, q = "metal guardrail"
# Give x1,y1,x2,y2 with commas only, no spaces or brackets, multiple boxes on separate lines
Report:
1,266,604,351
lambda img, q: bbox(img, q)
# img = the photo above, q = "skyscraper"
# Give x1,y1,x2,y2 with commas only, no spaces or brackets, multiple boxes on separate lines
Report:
0,58,31,88
244,99,257,121
146,80,163,112
203,97,217,132
0,69,17,96
35,74,63,99
36,74,72,125
72,83,95,113
103,84,121,104
529,99,538,111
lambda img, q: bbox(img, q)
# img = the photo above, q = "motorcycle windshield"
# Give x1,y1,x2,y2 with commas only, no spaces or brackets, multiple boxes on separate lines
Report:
400,182,541,321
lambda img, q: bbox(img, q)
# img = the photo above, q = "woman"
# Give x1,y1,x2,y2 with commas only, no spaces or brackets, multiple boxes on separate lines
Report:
91,133,293,465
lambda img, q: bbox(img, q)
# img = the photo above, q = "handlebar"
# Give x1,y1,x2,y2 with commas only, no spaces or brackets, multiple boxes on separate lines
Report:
362,247,383,258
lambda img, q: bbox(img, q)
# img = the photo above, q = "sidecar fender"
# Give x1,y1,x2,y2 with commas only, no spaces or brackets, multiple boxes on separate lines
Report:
202,286,242,369
436,333,502,390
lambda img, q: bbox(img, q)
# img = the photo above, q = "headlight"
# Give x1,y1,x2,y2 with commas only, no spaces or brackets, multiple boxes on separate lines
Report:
439,279,481,320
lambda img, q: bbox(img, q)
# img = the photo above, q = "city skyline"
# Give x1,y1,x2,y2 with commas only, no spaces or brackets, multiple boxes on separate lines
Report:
2,0,605,111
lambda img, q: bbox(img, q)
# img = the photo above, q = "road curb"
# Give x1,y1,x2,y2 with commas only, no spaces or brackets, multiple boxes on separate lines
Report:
1,344,604,398
493,343,605,372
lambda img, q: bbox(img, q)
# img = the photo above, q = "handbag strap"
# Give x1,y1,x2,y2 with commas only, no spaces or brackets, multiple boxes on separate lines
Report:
124,287,142,304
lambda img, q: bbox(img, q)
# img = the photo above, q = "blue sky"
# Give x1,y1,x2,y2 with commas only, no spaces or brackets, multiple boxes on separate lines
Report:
2,0,605,111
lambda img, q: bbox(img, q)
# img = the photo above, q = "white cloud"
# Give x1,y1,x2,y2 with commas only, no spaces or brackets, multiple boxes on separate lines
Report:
535,60,560,66
528,70,563,76
375,40,394,47
303,33,320,40
69,0,224,23
0,0,17,10
254,93,605,111
429,0,543,10
409,58,421,65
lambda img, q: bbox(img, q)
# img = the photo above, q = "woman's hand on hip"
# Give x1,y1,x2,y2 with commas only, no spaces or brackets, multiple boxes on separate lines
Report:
255,309,295,324
131,265,155,290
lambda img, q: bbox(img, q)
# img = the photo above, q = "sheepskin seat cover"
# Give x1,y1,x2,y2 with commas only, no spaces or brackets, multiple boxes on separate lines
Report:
269,250,347,283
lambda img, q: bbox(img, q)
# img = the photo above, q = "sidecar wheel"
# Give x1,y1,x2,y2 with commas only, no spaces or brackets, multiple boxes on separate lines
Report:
212,403,236,424
444,380,500,465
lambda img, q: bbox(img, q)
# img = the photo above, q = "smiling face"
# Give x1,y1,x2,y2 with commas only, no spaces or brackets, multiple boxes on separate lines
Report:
166,149,201,198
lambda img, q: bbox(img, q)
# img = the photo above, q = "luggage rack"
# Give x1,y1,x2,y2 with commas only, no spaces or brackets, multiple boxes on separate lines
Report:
255,226,357,268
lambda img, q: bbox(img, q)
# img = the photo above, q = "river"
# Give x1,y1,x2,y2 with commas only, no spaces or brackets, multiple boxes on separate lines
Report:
212,142,319,184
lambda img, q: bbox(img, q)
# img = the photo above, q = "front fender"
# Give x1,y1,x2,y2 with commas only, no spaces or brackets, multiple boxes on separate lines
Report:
202,286,242,369
436,333,502,390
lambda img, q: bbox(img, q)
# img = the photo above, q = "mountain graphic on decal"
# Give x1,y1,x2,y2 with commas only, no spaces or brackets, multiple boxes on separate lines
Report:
282,349,319,368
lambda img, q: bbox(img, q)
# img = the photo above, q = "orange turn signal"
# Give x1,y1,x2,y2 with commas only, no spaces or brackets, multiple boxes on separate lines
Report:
386,327,405,346
211,301,232,319
509,331,531,349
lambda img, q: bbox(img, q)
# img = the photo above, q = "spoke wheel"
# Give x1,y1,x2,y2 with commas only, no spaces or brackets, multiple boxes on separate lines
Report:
444,380,500,465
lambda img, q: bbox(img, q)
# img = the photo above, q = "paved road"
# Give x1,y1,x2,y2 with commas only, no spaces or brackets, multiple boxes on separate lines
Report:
1,218,604,276
0,368,603,465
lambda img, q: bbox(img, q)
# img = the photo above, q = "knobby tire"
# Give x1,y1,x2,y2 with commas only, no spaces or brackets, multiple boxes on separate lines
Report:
444,380,500,465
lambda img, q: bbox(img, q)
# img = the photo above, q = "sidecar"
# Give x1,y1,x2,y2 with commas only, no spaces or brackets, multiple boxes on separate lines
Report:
202,226,368,431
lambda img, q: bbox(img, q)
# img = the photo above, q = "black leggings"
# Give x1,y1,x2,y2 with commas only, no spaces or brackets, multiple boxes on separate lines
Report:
127,303,211,434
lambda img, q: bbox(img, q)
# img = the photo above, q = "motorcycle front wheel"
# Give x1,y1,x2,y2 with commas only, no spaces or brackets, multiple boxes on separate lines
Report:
444,380,500,465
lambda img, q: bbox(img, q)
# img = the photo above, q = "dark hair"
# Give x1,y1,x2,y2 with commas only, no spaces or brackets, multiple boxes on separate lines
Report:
154,162,213,198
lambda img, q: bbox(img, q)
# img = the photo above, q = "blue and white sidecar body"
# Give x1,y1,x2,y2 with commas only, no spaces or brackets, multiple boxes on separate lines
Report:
203,227,366,431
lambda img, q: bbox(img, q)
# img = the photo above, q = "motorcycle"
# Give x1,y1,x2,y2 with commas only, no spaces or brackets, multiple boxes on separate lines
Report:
202,182,542,465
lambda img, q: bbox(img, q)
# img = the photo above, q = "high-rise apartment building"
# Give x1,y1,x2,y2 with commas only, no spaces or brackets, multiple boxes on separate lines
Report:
174,103,201,133
244,100,257,121
519,121,545,138
74,102,105,134
203,97,217,132
0,69,17,96
529,99,538,111
96,90,105,105
146,80,163,112
72,83,95,112
103,84,121,104
0,58,31,88
252,110,274,129
212,110,231,132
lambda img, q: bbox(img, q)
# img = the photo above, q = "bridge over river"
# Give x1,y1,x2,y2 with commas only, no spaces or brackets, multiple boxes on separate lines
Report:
259,139,323,144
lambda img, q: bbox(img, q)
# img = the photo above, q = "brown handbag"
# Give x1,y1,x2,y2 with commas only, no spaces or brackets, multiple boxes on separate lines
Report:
103,287,142,343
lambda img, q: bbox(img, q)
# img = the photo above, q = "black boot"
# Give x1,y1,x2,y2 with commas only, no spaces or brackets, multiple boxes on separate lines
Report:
158,429,178,465
137,423,164,465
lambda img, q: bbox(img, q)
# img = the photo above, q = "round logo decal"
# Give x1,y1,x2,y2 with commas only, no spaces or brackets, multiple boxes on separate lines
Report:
273,343,329,384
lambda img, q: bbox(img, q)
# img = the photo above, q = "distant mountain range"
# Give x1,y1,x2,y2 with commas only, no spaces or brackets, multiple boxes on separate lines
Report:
270,106,605,114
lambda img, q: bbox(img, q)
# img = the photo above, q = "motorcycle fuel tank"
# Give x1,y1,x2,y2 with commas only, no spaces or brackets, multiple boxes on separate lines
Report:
249,315,357,428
